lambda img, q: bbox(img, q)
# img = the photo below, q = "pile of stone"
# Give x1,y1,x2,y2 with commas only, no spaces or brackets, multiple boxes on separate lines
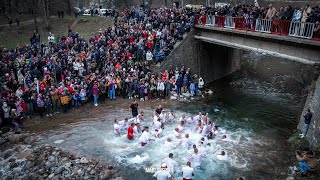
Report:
0,132,122,180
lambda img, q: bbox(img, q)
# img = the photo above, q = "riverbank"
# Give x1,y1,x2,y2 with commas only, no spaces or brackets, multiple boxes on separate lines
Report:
0,131,122,179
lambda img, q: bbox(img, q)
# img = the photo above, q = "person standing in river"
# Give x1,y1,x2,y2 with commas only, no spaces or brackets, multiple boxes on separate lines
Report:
301,109,313,138
129,100,139,117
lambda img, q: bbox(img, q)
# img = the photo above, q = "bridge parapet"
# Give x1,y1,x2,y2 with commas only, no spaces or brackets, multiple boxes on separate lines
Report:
195,25,320,65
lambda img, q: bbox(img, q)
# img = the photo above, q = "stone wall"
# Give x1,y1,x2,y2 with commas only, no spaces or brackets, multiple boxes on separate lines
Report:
155,29,200,76
298,73,320,147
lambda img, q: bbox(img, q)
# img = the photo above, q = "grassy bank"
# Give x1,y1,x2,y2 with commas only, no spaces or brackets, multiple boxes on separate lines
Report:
0,16,114,48
273,130,320,179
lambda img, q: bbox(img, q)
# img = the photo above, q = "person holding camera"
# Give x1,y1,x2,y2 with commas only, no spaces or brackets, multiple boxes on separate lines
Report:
296,149,318,177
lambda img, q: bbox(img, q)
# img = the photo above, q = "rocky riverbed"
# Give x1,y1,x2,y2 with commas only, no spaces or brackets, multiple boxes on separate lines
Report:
0,131,122,180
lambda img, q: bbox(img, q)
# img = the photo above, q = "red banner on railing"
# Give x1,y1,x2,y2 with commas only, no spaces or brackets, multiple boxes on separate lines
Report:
214,16,225,27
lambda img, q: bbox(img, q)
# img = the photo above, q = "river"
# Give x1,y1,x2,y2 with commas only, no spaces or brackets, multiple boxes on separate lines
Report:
33,53,313,180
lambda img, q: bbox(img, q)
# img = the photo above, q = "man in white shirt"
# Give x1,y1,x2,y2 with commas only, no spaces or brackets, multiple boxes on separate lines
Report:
177,121,185,132
186,115,196,125
161,153,179,174
174,128,181,139
119,118,129,131
153,163,172,180
179,114,187,123
187,148,206,168
180,133,193,149
139,127,154,146
159,110,167,123
133,123,141,137
216,151,228,161
194,112,203,122
113,119,121,135
182,162,194,180
168,111,176,122
153,119,162,132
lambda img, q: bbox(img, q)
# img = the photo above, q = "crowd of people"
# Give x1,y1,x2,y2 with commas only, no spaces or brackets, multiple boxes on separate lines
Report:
113,103,229,180
203,3,320,23
0,6,201,133
198,3,320,37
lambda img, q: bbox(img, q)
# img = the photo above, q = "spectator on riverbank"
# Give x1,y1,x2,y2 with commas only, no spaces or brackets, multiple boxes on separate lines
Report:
295,149,318,177
0,6,200,133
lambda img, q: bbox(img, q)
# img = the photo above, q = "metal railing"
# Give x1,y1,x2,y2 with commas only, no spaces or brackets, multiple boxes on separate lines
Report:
289,22,315,39
195,15,320,41
255,19,272,33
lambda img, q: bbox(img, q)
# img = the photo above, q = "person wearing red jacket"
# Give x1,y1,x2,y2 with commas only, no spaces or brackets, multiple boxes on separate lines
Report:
127,123,134,140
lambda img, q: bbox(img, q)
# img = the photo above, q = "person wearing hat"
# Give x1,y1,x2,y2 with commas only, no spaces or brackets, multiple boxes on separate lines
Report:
153,163,172,180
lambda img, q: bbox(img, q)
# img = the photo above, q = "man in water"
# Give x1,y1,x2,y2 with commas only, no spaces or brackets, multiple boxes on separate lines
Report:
182,161,194,180
119,118,129,131
129,100,139,117
155,104,163,115
174,128,181,139
187,148,206,168
159,110,167,123
194,112,203,122
179,114,187,123
113,119,121,135
153,163,172,180
216,151,228,161
181,133,193,149
139,126,154,146
168,111,176,122
162,153,179,174
127,123,134,140
153,118,162,133
186,115,196,125
134,123,141,136
300,109,313,138
135,111,144,124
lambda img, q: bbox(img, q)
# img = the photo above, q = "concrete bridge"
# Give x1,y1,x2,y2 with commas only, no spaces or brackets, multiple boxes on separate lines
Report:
194,25,320,65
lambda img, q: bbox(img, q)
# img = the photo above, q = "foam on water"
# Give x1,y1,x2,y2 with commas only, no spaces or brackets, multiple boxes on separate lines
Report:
96,109,266,179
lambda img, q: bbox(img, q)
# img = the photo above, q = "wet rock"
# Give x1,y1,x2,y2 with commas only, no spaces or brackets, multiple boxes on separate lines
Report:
48,173,55,179
3,175,14,180
54,166,64,174
9,162,18,169
3,150,13,159
23,161,34,171
7,134,27,143
16,148,33,160
45,161,53,170
80,157,88,164
107,165,113,170
112,177,123,180
8,157,16,162
89,169,96,175
0,137,8,145
48,156,55,162
100,170,114,180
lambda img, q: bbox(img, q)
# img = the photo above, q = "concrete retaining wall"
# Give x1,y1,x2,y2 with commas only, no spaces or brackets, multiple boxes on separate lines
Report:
298,73,320,147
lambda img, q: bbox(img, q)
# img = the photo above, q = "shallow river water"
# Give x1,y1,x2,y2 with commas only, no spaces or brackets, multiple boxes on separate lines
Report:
36,56,312,180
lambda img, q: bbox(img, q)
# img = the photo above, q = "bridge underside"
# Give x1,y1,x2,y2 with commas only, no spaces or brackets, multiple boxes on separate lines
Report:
195,26,320,65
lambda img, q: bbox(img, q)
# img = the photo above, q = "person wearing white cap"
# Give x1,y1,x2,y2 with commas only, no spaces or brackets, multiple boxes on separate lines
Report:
153,163,172,180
